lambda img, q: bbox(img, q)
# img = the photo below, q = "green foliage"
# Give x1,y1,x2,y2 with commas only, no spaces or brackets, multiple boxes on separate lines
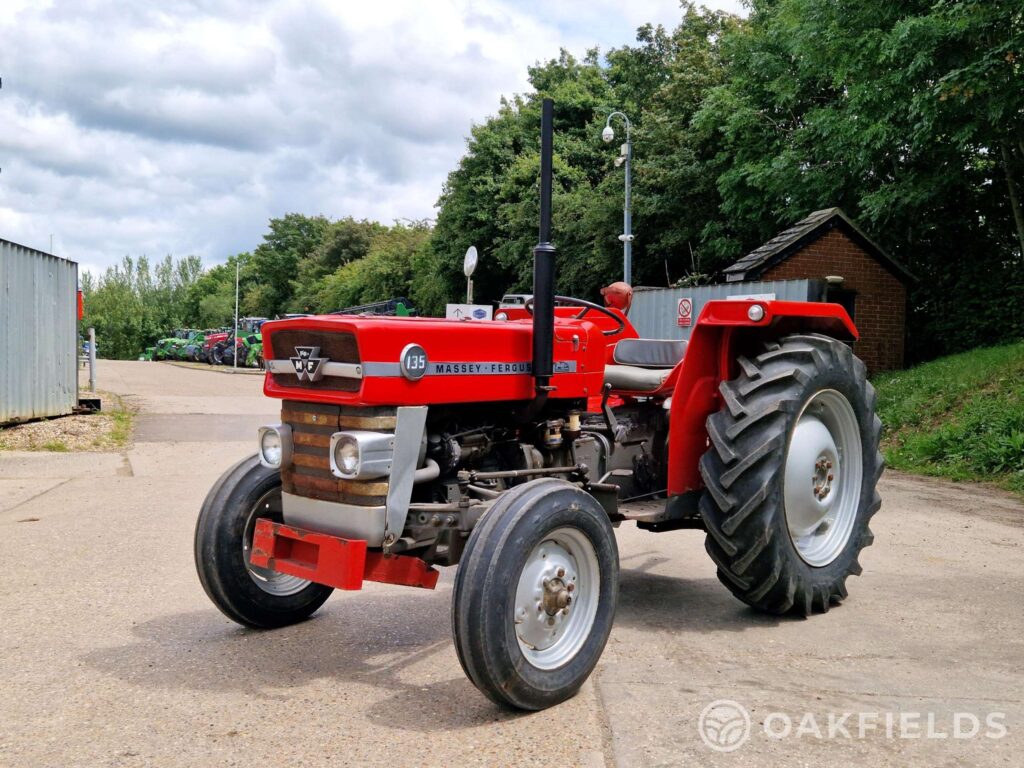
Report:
689,0,1024,359
82,217,436,357
875,342,1024,494
289,218,386,312
431,0,1023,359
81,255,203,359
246,213,332,317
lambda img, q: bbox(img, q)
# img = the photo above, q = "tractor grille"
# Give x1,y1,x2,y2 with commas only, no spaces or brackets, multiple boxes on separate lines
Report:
269,330,361,392
281,400,396,505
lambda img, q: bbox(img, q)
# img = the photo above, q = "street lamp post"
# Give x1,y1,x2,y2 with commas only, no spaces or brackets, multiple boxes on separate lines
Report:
602,111,634,285
233,257,241,372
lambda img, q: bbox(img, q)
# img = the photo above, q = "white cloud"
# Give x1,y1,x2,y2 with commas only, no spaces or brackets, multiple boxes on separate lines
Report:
0,0,746,272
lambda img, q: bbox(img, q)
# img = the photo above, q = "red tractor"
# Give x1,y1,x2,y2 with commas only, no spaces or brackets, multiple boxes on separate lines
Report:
195,100,882,711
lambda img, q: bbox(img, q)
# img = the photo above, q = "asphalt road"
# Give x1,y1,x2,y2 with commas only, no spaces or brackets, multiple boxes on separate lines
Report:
1,360,1021,767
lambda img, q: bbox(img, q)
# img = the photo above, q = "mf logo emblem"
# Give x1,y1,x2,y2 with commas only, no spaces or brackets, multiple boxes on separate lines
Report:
291,346,328,382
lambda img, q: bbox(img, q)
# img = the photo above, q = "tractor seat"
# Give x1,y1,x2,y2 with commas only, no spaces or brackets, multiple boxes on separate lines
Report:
612,338,687,368
603,338,687,392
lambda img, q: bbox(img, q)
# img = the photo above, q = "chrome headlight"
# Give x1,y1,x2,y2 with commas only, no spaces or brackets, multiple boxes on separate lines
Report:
334,435,360,475
329,430,394,480
258,424,292,468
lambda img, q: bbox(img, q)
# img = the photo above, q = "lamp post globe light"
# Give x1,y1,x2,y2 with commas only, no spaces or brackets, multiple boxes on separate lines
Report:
602,111,633,284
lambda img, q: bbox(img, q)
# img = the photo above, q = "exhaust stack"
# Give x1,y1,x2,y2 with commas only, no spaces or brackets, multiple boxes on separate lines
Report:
532,98,556,392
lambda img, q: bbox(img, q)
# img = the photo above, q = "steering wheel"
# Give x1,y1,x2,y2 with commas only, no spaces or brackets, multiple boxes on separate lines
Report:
523,295,626,336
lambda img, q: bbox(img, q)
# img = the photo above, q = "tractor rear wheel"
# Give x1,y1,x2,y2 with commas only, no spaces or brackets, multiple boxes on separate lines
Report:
194,456,333,628
699,334,882,616
452,479,618,710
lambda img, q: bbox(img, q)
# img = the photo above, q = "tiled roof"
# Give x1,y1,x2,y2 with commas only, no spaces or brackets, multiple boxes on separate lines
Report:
722,208,913,284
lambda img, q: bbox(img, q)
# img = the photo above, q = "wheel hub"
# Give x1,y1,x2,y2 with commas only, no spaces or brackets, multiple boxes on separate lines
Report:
812,455,835,501
783,390,863,567
516,544,578,650
784,415,839,537
542,574,574,615
513,527,600,670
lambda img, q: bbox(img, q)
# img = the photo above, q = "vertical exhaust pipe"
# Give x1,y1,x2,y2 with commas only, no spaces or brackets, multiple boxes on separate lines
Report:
532,98,556,393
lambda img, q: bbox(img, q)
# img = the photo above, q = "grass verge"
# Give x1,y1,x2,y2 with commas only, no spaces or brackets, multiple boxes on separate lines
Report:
873,341,1024,495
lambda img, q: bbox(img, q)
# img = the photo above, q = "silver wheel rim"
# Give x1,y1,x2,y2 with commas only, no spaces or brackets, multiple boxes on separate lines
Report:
242,487,310,596
783,389,863,567
513,526,600,670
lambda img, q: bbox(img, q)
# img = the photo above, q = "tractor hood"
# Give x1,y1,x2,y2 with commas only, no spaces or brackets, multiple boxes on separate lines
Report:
261,314,607,407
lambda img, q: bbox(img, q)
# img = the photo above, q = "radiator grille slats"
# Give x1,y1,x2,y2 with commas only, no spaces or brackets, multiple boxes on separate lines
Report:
280,400,394,506
269,330,361,391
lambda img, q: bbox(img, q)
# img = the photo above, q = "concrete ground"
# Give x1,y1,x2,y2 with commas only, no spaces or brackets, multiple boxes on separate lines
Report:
1,360,1021,767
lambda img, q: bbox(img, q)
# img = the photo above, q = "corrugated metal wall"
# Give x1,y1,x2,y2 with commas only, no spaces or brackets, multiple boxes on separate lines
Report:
630,279,825,340
0,239,79,424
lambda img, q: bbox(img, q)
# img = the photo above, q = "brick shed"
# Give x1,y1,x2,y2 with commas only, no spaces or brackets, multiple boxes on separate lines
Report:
722,208,913,373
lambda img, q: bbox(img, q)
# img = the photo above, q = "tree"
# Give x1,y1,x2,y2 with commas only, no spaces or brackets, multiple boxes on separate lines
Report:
289,218,385,312
691,0,1023,358
82,254,203,358
246,214,332,316
312,222,433,311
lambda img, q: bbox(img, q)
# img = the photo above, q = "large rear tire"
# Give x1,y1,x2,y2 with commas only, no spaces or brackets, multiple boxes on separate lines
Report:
452,479,619,710
194,456,333,628
699,334,883,616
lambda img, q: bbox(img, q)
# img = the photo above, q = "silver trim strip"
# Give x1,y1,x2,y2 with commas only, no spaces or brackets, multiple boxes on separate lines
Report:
383,406,428,549
361,360,577,377
267,359,363,378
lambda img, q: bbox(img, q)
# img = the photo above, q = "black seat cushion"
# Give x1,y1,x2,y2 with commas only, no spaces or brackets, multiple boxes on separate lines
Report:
612,338,687,369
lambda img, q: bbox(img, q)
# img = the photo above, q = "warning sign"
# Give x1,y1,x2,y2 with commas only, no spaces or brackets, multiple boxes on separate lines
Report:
677,297,693,327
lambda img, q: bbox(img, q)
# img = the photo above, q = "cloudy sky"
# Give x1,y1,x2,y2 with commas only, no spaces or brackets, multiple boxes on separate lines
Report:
0,0,744,276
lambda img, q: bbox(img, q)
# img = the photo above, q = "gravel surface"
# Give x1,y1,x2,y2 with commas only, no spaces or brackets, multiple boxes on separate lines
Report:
0,392,128,452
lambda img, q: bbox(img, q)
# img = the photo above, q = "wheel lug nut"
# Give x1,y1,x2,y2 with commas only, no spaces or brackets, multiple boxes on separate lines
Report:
556,567,565,578
566,583,575,592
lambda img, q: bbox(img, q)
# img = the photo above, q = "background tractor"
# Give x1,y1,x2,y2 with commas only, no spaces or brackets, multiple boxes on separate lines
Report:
195,100,882,711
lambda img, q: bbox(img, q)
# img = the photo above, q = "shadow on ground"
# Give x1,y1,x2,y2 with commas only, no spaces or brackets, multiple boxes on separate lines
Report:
83,558,795,731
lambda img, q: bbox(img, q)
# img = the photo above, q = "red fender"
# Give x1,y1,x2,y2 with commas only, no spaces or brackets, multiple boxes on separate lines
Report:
666,300,857,495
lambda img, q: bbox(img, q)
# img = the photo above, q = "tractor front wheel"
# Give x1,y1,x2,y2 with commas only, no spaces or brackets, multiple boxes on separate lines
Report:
194,456,333,628
452,479,618,710
699,334,883,616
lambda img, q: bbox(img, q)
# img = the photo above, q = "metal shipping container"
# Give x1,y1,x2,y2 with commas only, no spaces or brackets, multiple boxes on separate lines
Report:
629,279,824,340
0,238,79,424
